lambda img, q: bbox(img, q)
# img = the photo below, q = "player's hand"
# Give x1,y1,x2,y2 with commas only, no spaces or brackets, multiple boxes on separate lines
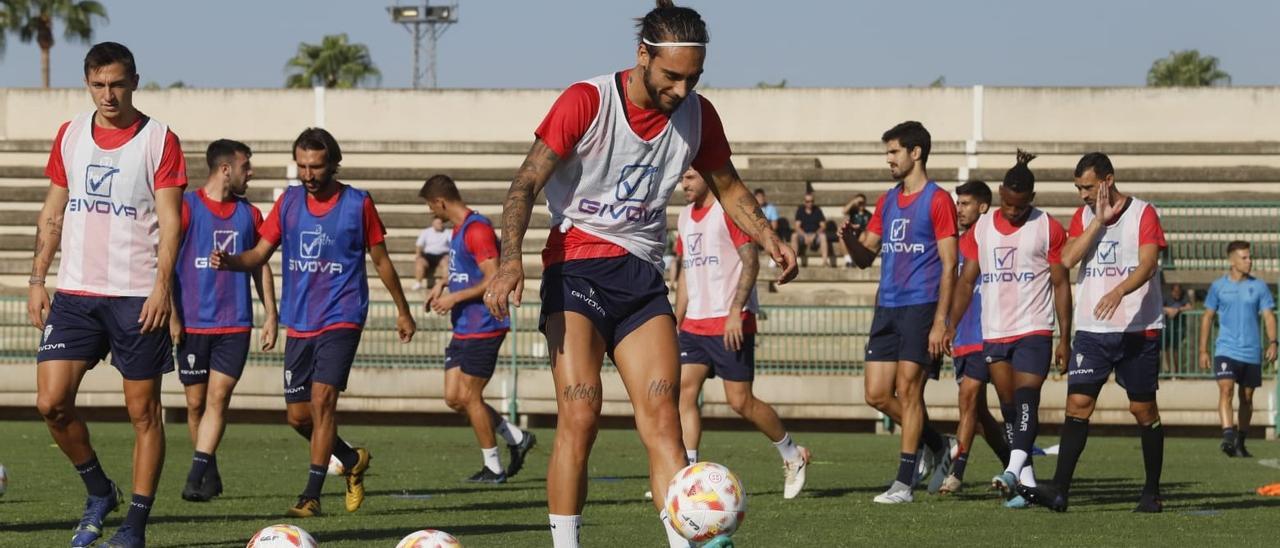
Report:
396,311,416,343
209,250,228,270
139,286,171,334
1199,351,1211,371
170,314,184,346
27,283,51,330
762,234,799,285
430,292,456,316
927,322,947,359
424,284,445,313
261,314,278,351
723,314,744,352
1267,342,1278,364
1055,338,1070,375
1094,180,1117,224
484,260,524,321
838,220,860,246
941,326,956,357
1093,287,1124,321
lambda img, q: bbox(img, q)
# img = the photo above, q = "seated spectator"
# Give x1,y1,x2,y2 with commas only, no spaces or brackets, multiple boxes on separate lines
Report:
414,217,451,290
792,192,830,266
756,188,789,243
839,193,872,266
1162,282,1194,374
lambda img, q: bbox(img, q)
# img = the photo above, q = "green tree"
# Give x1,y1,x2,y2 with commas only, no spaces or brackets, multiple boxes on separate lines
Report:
755,79,787,89
4,0,108,88
1147,49,1231,87
285,33,380,89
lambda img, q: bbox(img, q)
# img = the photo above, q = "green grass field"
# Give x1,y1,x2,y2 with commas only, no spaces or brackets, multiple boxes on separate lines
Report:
1,420,1279,547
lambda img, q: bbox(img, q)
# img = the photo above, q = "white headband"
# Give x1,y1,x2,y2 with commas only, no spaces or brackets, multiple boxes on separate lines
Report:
642,38,706,48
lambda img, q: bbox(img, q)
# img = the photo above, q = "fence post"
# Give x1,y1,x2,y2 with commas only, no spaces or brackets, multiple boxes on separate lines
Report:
508,304,520,423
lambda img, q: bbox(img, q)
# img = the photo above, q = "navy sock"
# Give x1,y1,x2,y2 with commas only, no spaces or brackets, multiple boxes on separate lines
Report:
994,443,1011,469
207,452,219,478
921,423,946,454
1236,429,1247,449
122,494,154,534
74,455,112,497
302,464,327,498
951,452,970,480
1140,421,1164,496
895,452,917,486
1013,388,1041,453
332,437,359,470
1053,416,1090,495
187,451,212,485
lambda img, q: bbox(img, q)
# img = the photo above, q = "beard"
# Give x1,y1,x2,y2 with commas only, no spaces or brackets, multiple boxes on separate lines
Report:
642,64,681,114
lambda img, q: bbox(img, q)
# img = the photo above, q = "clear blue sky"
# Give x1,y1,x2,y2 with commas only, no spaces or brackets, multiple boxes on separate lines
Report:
0,0,1276,89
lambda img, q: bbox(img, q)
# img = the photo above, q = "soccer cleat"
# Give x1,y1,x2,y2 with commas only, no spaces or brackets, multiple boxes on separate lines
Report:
938,474,963,495
1016,482,1068,513
1221,438,1239,457
344,447,371,513
286,496,322,518
181,469,223,502
505,431,537,478
466,467,508,484
1004,494,1031,509
873,481,914,504
916,444,937,484
1134,493,1163,513
782,446,811,499
644,490,653,500
927,437,956,494
71,481,121,548
181,478,204,502
992,471,1018,499
1236,440,1253,458
100,525,143,548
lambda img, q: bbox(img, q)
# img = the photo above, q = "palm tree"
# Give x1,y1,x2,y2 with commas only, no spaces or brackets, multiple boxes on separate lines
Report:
6,0,108,88
1147,49,1231,87
285,34,381,89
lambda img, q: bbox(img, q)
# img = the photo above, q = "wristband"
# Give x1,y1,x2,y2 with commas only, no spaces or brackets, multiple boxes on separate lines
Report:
28,277,46,285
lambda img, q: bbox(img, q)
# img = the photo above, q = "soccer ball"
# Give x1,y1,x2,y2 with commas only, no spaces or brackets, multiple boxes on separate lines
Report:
664,462,746,543
396,529,462,548
246,524,318,548
326,455,345,476
0,463,7,498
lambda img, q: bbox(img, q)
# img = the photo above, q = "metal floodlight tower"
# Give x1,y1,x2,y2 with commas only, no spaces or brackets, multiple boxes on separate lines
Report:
389,3,459,89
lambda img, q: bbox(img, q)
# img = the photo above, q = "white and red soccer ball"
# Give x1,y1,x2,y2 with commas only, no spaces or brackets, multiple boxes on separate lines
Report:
246,524,318,548
396,529,462,548
664,462,747,542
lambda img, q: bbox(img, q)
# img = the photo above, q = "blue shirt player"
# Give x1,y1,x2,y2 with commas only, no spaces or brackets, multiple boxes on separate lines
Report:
420,174,535,485
212,128,416,518
1199,240,1277,458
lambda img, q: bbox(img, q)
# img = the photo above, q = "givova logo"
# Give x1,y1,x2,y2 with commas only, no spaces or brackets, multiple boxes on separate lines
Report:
682,233,719,268
616,164,658,203
195,230,240,269
290,225,343,274
890,219,909,242
882,218,925,254
39,324,66,352
69,162,138,219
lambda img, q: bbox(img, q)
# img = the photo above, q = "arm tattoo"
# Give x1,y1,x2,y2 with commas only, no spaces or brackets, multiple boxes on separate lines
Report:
706,163,772,242
648,378,675,399
562,383,601,403
499,140,559,267
731,243,758,312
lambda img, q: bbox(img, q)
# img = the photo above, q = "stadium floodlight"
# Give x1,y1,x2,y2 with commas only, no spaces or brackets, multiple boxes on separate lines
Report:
388,3,459,89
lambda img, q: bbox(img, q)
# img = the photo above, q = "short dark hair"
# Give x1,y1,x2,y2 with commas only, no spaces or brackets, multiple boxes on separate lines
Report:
1074,152,1114,179
1003,149,1037,193
753,188,766,196
1227,240,1251,255
881,121,931,165
205,139,251,171
955,180,992,205
419,174,462,202
292,127,342,168
84,42,137,78
636,0,709,57
854,193,867,201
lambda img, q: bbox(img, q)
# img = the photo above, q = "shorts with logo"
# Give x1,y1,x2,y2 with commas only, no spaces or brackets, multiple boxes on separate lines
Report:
539,254,673,354
984,334,1053,378
445,333,507,379
679,330,755,382
176,332,251,386
283,328,362,403
1213,356,1262,388
953,352,990,384
865,302,941,378
1068,330,1161,394
36,292,174,380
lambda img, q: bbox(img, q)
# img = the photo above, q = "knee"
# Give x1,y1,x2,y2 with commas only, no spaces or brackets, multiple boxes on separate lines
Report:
127,400,162,431
287,409,312,431
1128,402,1157,423
726,393,752,416
444,391,467,413
36,394,72,427
558,407,599,442
864,391,890,411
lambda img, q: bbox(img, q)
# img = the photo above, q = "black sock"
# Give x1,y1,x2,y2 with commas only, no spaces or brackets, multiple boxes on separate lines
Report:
1053,416,1091,495
994,443,1011,469
1237,429,1248,449
1013,387,1041,453
302,464,327,498
74,455,112,497
921,423,946,454
332,436,359,470
207,452,219,478
952,452,970,480
122,494,154,534
187,451,212,485
1140,421,1164,496
895,452,918,486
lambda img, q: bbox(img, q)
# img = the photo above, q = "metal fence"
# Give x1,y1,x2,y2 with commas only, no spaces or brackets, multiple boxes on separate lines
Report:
1156,201,1280,272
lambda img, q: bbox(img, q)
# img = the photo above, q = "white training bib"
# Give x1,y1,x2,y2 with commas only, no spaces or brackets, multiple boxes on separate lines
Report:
678,201,758,321
1073,198,1164,333
974,209,1055,339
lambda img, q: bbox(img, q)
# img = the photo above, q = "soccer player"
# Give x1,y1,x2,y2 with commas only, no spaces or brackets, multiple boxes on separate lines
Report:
173,140,278,502
1018,152,1168,513
29,42,186,547
938,180,1011,495
840,121,957,504
420,174,537,483
1198,240,1277,457
482,2,797,546
674,168,810,499
945,152,1071,509
211,128,417,517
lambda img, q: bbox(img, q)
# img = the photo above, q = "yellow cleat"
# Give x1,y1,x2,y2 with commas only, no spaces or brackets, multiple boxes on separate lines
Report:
344,447,371,512
286,496,321,518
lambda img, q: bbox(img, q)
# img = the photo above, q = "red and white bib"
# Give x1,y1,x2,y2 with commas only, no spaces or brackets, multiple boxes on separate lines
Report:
678,200,758,324
974,209,1055,340
1074,198,1164,333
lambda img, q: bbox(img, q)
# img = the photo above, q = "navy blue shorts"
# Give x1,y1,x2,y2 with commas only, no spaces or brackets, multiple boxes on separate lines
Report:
1068,330,1161,394
539,254,673,354
177,332,251,386
283,329,362,403
1213,356,1262,388
984,334,1053,378
953,353,990,384
866,302,941,378
445,333,507,379
36,292,173,380
679,330,755,382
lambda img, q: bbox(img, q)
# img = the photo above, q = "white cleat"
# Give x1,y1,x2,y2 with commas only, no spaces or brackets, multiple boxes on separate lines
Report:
644,490,653,500
783,446,812,499
873,481,915,504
